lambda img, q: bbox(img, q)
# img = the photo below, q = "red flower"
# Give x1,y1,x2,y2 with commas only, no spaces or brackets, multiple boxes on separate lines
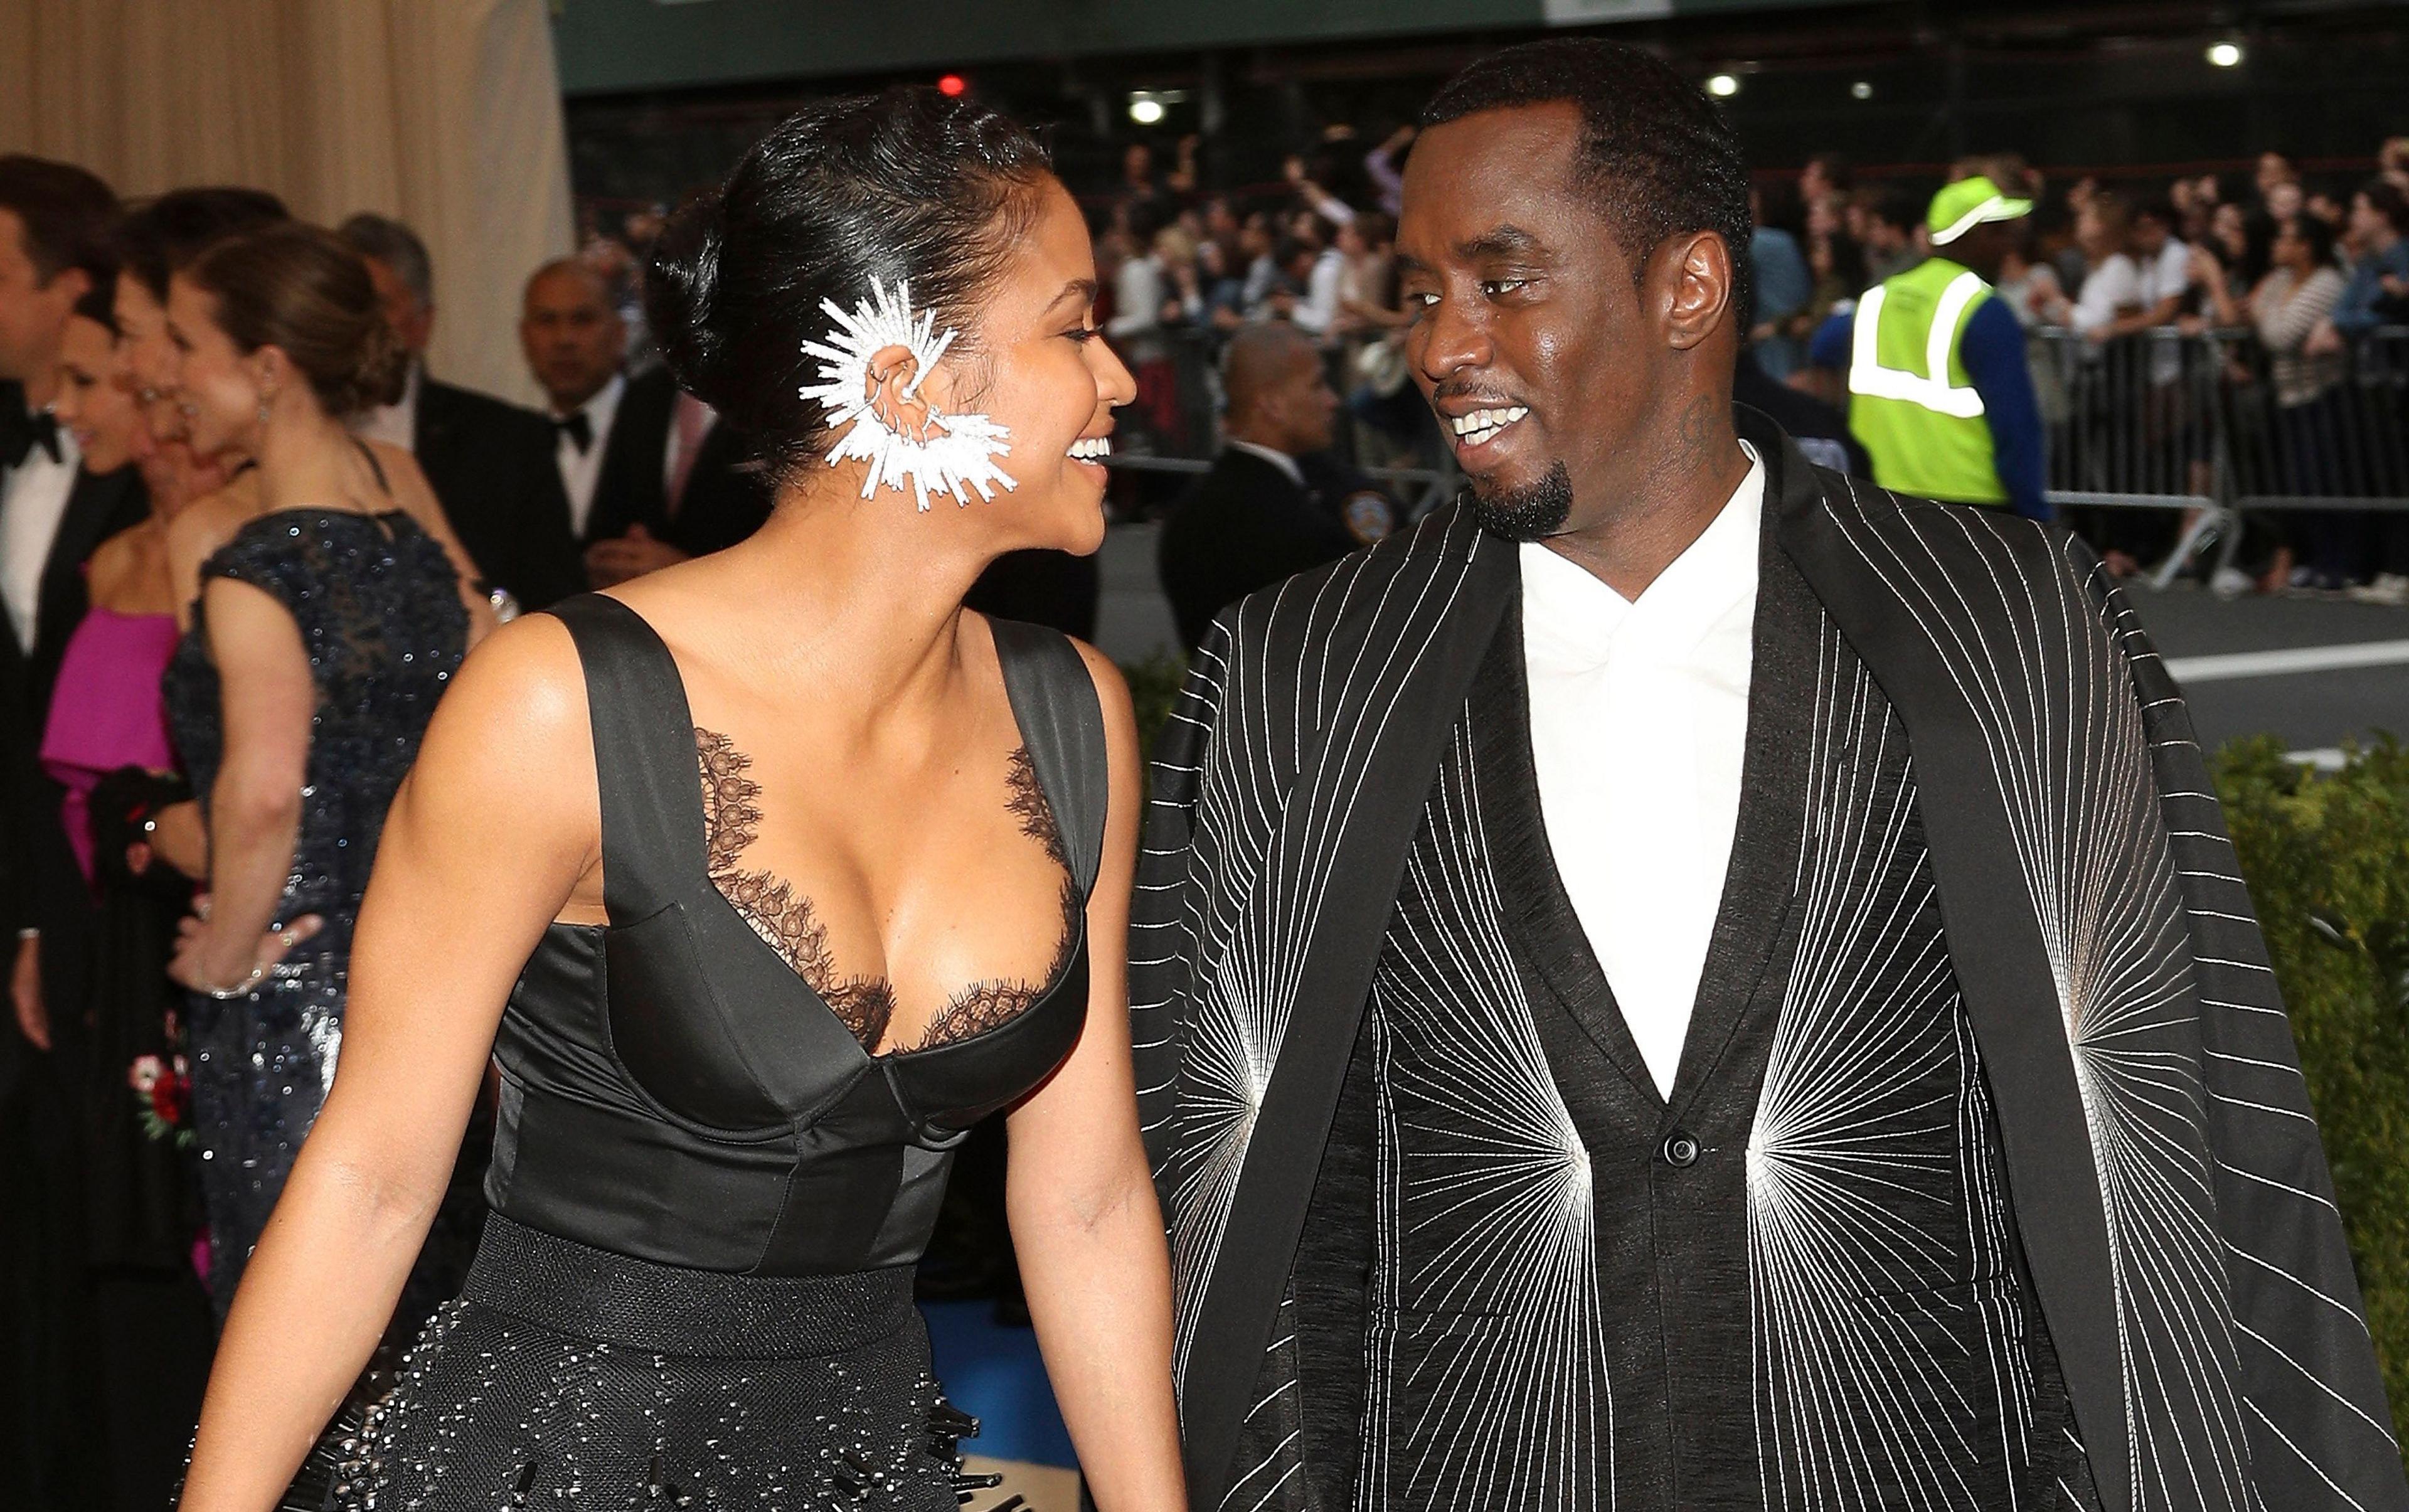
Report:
149,1068,187,1127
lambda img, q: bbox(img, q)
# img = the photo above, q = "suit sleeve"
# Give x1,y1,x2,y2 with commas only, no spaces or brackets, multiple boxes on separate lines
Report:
2078,538,2409,1509
1130,612,1234,1185
503,422,585,612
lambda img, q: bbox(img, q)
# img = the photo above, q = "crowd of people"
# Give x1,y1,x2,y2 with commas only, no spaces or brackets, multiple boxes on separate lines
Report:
1028,127,2409,609
0,81,2406,1510
0,157,799,1506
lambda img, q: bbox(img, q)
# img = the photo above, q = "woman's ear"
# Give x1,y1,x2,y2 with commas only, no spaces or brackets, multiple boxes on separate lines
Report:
253,345,289,405
863,343,939,442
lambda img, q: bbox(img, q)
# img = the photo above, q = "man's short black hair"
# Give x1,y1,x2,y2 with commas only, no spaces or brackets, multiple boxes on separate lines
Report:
0,155,117,286
115,186,289,300
1420,37,1753,330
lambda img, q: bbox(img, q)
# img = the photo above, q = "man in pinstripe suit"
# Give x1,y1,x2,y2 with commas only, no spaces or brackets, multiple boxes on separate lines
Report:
1132,37,2403,1512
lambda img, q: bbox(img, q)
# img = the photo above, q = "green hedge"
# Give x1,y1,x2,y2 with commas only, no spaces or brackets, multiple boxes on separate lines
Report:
2215,736,2409,1447
1117,656,2408,1442
1122,652,1187,760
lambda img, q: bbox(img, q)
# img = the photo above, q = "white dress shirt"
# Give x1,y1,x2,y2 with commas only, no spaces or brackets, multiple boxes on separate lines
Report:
1519,444,1766,1099
553,371,625,540
0,422,82,653
352,361,422,452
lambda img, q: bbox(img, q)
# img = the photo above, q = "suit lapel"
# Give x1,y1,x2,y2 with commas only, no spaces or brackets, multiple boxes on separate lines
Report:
1767,427,2134,1512
32,466,144,674
588,369,673,543
1178,523,1514,1512
1664,512,1819,1121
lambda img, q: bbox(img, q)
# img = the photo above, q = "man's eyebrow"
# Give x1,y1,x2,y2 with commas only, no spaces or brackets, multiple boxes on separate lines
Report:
1393,251,1432,280
1044,278,1099,314
1459,225,1546,261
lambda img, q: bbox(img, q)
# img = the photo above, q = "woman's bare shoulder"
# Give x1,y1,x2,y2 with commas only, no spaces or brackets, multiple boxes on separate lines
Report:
165,472,263,565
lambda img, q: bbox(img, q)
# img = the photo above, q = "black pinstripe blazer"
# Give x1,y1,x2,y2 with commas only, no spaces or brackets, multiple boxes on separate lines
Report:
1131,413,2406,1512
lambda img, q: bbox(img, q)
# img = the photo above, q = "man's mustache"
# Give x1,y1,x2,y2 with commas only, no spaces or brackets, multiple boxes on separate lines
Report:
1428,380,1528,408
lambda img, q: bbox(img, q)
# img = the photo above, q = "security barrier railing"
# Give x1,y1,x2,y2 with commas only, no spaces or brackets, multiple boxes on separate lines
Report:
1109,321,2409,574
2031,325,2409,588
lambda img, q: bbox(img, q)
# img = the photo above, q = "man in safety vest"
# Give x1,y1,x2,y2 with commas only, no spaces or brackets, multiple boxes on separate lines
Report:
1809,176,2048,519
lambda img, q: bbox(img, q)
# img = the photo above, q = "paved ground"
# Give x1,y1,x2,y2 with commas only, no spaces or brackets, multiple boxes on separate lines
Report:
1095,521,2409,759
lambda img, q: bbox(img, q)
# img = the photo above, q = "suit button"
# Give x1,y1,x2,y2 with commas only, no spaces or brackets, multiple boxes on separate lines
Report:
1660,1131,1701,1168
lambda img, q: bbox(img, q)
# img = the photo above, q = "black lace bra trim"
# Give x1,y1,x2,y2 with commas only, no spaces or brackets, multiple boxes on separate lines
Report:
694,729,1080,1056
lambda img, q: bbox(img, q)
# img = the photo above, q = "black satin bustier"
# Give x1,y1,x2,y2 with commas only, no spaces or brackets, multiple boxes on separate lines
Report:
484,595,1104,1275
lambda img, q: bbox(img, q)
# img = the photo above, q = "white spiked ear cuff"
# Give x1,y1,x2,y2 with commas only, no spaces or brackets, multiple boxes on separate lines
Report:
797,278,1016,513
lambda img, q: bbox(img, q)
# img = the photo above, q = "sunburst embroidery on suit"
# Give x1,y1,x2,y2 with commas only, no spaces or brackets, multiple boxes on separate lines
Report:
1746,617,2066,1510
1355,725,1610,1512
1827,491,2250,1512
1141,524,1487,1383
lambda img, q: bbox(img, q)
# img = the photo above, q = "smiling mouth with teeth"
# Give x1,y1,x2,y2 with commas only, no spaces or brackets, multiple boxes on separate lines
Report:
1450,406,1529,448
1068,435,1114,463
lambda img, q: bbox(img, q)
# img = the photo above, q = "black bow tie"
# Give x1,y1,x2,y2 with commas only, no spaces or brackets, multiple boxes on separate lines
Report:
0,407,61,470
554,410,593,455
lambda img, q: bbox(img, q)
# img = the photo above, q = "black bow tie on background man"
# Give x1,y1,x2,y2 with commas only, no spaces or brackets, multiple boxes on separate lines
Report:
0,405,61,470
553,410,593,455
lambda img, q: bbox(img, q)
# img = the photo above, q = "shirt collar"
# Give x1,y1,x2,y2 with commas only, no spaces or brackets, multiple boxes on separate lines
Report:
560,370,627,429
1521,440,1765,672
1226,438,1306,489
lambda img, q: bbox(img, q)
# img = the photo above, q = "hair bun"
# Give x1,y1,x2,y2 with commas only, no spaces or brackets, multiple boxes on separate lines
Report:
336,314,410,416
645,189,731,410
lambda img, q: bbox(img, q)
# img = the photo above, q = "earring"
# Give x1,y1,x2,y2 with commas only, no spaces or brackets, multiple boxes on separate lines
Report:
257,384,276,430
798,278,1014,513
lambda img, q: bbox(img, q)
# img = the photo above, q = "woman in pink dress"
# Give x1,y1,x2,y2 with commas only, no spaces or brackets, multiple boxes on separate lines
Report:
38,232,221,1512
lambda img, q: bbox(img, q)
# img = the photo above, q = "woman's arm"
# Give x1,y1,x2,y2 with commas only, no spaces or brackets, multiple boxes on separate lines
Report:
167,579,316,993
177,617,600,1512
1006,644,1185,1512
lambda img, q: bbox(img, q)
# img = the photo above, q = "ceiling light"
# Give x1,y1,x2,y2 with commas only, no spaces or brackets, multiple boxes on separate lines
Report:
1850,80,1875,100
1706,73,1741,98
2207,41,2244,67
1129,94,1166,125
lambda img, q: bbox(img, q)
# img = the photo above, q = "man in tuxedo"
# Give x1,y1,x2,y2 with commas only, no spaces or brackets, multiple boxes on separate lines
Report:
0,156,142,1051
0,156,138,1509
1138,40,2406,1512
518,256,772,588
1156,321,1393,650
338,213,583,610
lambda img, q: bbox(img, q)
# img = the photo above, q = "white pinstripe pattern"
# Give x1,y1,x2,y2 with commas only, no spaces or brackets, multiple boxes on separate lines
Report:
1135,511,1491,1383
1827,486,2255,1512
1748,614,2086,1511
1354,723,1610,1512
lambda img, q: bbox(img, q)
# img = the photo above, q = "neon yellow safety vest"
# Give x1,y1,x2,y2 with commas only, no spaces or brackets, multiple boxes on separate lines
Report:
1845,257,2007,506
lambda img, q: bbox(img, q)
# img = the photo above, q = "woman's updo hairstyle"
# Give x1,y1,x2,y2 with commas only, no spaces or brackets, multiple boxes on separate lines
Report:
646,85,1053,485
186,222,408,418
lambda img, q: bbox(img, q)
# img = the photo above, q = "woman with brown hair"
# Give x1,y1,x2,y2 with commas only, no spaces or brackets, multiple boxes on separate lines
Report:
155,221,492,1316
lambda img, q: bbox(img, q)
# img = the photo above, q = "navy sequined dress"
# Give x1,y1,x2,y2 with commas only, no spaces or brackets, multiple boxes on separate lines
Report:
161,508,466,1314
331,597,1106,1510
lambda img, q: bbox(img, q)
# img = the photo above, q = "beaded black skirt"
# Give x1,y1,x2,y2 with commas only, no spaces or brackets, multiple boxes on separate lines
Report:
317,1217,996,1511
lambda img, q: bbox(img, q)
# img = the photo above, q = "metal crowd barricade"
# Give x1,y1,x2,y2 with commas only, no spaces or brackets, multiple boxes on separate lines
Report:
2031,324,2409,588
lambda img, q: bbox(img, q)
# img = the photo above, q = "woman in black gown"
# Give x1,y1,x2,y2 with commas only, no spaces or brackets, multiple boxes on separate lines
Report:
153,222,494,1313
179,90,1184,1510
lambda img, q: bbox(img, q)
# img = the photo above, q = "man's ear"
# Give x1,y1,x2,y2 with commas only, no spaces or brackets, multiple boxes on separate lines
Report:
44,265,90,310
1659,231,1735,353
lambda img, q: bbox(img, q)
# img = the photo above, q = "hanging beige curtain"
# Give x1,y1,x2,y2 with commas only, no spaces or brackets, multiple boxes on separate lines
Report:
0,0,573,406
